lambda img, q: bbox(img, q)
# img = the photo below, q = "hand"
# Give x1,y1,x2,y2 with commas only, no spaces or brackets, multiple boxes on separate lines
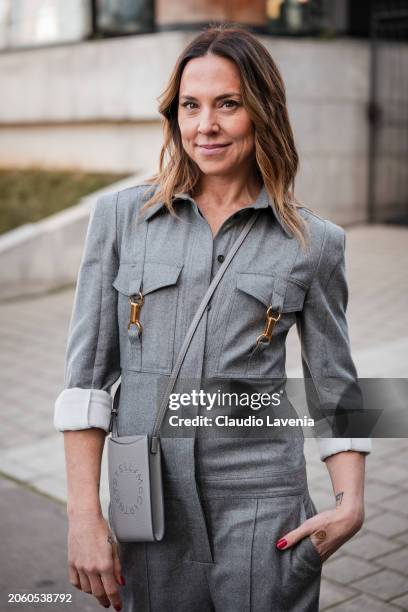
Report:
68,510,124,610
276,505,365,562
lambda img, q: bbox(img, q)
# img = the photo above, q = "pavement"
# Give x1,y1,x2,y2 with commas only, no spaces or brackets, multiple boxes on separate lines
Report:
0,223,407,612
0,477,103,612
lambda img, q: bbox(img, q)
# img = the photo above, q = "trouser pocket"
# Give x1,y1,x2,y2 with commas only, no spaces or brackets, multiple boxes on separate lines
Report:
292,494,323,574
249,493,321,612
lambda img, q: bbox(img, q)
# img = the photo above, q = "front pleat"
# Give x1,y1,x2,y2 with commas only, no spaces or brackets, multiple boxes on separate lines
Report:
249,498,259,612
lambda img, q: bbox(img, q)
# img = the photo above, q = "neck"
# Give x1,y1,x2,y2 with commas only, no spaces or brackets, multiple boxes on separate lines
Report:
194,168,263,210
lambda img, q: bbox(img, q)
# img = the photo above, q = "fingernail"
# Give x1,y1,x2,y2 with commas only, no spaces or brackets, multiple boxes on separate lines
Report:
103,606,110,609
276,538,287,550
120,575,126,585
114,606,122,612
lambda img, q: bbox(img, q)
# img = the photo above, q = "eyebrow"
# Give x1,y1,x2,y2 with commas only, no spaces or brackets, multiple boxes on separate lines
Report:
179,92,241,101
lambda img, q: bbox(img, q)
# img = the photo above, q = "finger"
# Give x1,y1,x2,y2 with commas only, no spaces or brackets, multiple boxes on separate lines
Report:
77,569,93,595
88,573,111,608
68,565,81,590
276,518,315,550
100,571,122,611
112,542,125,586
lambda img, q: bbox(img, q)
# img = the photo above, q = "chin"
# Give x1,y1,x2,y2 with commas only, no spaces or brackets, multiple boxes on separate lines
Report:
195,160,235,176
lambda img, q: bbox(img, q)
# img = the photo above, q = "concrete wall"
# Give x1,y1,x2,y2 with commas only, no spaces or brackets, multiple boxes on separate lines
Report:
0,121,164,174
264,37,370,225
0,174,141,301
0,31,371,224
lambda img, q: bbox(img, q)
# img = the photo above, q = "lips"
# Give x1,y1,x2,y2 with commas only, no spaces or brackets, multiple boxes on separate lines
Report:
198,143,231,149
196,143,232,156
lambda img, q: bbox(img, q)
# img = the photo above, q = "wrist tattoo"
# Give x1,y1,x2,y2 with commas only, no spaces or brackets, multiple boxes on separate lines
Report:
335,491,344,507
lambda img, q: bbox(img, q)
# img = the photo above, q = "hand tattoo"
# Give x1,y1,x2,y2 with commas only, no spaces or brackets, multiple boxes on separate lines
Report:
315,529,327,540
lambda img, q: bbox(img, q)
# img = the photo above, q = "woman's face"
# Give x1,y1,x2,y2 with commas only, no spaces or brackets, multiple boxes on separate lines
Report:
177,54,256,179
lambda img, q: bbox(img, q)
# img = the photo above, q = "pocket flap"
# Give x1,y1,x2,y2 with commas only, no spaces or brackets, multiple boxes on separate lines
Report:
282,279,307,312
113,262,183,297
142,262,183,295
236,273,306,312
143,262,183,295
236,272,275,307
112,263,142,296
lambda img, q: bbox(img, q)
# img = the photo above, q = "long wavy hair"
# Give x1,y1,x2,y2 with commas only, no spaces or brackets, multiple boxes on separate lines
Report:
142,24,309,245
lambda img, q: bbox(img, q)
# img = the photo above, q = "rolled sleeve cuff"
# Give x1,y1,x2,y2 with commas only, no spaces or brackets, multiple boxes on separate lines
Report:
54,387,112,433
317,438,372,461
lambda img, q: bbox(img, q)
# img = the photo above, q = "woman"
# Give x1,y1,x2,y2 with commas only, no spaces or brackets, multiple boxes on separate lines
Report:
54,26,371,612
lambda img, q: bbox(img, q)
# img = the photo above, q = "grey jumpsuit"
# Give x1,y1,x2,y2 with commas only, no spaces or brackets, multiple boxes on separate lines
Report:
54,183,371,612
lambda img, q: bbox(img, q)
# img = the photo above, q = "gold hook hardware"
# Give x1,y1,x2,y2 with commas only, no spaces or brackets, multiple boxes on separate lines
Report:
128,292,144,334
255,306,281,347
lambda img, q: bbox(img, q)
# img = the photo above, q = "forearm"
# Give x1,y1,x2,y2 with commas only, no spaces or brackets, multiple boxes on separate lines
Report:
64,429,105,519
324,450,366,521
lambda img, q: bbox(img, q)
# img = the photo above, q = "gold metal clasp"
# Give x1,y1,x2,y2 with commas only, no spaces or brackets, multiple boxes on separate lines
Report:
128,292,144,335
256,306,281,347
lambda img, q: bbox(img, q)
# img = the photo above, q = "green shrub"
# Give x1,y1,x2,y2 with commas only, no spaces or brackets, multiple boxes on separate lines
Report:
0,169,129,234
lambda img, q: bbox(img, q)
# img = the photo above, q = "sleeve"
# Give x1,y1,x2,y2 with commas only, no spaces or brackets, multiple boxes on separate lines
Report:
296,222,372,461
53,192,121,434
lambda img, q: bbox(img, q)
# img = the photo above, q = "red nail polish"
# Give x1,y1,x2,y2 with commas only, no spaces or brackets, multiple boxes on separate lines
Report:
120,575,126,586
114,606,122,612
276,538,287,550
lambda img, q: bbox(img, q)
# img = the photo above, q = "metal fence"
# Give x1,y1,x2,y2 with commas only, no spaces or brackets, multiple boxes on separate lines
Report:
368,0,408,223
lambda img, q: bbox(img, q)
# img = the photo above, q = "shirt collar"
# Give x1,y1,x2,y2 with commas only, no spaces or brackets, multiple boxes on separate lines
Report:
141,184,292,237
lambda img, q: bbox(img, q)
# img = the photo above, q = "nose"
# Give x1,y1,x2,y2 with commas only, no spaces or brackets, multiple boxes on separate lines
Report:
198,109,219,135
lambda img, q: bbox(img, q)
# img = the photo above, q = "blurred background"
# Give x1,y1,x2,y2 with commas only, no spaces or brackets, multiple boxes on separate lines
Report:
0,1,407,611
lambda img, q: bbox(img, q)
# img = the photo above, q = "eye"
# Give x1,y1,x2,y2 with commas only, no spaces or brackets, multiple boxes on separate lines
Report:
181,101,198,110
221,100,239,109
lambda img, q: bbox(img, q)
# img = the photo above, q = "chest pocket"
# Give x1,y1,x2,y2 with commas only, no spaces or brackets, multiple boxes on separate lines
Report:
215,272,307,378
113,261,183,374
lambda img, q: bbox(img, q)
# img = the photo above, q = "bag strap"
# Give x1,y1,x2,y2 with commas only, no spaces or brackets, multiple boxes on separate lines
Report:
110,210,260,450
150,210,259,453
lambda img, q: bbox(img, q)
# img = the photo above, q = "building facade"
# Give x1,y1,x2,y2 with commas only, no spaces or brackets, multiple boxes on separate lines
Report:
0,0,406,224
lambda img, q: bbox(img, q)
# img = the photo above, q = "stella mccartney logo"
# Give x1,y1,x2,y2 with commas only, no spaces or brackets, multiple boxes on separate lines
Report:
111,462,145,515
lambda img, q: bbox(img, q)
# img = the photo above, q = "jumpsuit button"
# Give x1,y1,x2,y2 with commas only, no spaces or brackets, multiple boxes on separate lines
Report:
217,254,225,263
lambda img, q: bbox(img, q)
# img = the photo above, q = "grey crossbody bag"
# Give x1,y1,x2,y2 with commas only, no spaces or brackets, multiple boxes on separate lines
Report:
107,211,259,542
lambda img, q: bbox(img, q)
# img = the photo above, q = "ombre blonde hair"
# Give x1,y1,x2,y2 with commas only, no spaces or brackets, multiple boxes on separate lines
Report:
142,24,309,245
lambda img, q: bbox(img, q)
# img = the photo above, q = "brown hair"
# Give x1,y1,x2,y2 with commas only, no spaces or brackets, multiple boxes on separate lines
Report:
142,24,309,245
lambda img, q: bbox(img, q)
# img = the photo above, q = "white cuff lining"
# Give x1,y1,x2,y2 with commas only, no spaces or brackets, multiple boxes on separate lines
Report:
317,438,372,461
54,387,112,432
